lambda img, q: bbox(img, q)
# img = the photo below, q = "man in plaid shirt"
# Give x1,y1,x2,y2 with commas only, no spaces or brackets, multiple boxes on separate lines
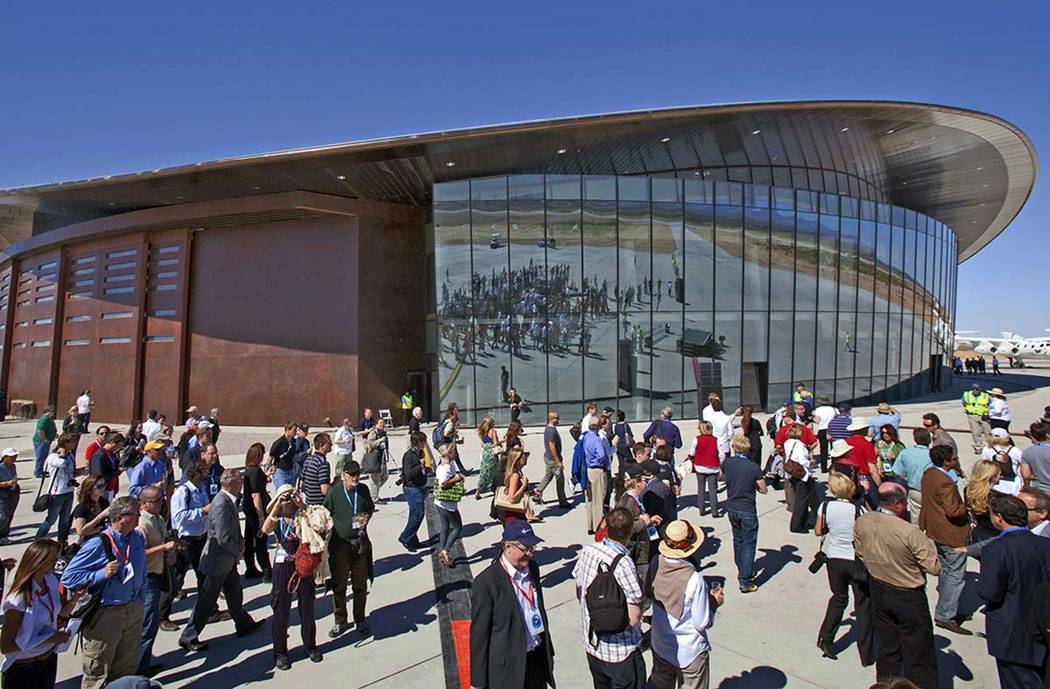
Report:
572,507,646,687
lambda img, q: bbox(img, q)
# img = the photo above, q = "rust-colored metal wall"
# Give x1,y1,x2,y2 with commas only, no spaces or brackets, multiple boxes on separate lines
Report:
186,215,363,425
0,193,425,426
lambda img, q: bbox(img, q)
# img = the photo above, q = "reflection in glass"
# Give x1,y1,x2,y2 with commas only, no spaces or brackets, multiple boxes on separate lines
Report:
433,174,959,419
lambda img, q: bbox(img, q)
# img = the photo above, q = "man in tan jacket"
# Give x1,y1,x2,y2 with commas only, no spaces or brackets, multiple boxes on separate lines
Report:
855,482,941,689
919,444,971,636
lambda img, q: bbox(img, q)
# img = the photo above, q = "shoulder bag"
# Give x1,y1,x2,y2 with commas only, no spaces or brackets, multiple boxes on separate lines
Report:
33,470,58,513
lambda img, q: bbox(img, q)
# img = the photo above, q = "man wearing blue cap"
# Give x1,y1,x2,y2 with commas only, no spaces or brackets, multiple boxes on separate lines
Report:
470,520,555,689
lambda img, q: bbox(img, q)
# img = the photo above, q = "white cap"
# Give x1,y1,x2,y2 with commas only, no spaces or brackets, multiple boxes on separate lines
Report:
185,405,199,413
0,448,16,458
990,428,1010,438
196,420,213,430
846,417,869,432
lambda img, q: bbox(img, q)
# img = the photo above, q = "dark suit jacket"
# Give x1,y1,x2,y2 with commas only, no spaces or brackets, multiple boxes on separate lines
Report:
977,529,1050,666
918,466,969,547
470,557,555,689
1032,581,1050,686
199,492,243,578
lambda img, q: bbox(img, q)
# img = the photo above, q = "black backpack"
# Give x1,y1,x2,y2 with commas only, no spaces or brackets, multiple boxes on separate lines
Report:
432,422,447,447
585,552,629,645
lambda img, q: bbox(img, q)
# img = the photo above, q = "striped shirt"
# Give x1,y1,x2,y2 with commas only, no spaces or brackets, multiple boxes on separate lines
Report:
827,414,853,442
299,453,331,505
572,540,643,662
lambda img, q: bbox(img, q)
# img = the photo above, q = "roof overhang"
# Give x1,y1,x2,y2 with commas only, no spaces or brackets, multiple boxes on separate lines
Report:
0,100,1036,262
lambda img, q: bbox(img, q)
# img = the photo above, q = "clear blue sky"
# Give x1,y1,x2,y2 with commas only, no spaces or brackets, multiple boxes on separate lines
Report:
2,1,1046,336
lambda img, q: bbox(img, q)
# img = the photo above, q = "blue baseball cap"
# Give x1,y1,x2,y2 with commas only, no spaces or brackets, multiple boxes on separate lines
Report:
502,519,543,548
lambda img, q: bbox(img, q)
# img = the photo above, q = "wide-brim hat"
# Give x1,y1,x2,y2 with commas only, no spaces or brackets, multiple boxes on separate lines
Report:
266,484,296,514
989,387,1006,398
846,417,868,432
829,439,853,458
185,405,199,413
658,519,705,559
876,403,893,413
144,440,166,451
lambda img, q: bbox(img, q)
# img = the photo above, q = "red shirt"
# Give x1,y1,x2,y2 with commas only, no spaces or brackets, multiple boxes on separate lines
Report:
83,440,102,467
775,421,817,448
842,435,877,475
691,435,720,469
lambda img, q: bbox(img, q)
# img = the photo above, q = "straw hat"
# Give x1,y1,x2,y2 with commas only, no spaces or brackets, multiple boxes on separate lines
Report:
829,439,853,458
266,484,296,514
876,402,894,414
658,519,705,559
989,387,1006,398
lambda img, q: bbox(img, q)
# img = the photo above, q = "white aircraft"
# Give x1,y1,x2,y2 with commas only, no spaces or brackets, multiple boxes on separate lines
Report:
954,330,1050,367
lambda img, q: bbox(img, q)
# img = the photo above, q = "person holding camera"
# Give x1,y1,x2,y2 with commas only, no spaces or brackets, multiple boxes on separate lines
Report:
813,472,873,665
324,460,375,639
262,485,322,670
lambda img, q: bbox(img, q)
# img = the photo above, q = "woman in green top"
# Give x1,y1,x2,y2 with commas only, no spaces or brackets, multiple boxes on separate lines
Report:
874,425,905,481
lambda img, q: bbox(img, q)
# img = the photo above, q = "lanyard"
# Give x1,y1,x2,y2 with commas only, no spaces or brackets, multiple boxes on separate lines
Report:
501,559,535,608
35,584,56,624
343,485,358,514
105,530,131,567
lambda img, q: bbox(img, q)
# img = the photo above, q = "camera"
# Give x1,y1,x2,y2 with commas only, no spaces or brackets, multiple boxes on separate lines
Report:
808,551,827,574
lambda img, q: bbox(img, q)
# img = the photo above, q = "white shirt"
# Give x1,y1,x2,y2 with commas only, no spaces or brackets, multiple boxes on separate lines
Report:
76,394,92,415
813,405,836,432
988,398,1010,422
500,554,542,652
649,558,713,668
982,445,1024,494
1032,520,1050,537
703,409,734,456
581,414,599,432
1,575,62,670
784,439,811,480
820,500,861,560
435,464,459,513
142,419,162,442
333,426,355,455
43,453,75,495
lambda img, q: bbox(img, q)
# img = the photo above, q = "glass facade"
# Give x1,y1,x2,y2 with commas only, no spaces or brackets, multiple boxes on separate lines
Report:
434,175,957,426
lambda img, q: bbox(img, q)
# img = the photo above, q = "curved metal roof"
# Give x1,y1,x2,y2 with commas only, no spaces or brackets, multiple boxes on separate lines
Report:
0,100,1036,261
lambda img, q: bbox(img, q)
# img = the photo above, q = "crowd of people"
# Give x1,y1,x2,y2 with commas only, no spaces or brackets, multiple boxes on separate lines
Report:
3,380,1050,689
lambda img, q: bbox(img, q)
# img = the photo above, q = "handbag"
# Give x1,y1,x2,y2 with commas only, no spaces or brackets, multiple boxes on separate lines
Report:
361,449,383,474
433,479,465,503
33,471,58,513
783,443,806,480
493,485,526,513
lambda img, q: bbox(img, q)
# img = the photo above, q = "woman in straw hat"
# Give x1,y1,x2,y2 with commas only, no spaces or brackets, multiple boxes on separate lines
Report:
645,519,721,688
987,388,1011,432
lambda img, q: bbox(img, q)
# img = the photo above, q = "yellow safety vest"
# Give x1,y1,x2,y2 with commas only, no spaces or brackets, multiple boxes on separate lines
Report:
400,393,413,410
963,391,989,416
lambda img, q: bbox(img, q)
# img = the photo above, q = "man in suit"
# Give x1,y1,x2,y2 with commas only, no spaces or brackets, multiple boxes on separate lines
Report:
918,444,972,635
470,519,555,689
179,468,264,651
977,493,1050,688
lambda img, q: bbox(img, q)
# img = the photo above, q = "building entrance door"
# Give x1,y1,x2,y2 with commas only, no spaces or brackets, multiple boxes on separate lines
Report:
741,362,768,410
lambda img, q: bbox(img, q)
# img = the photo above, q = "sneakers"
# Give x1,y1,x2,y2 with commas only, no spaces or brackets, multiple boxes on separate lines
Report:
328,622,352,638
739,584,759,594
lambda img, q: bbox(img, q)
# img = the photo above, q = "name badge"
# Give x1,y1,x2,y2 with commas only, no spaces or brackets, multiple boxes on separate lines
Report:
122,561,135,584
528,610,545,635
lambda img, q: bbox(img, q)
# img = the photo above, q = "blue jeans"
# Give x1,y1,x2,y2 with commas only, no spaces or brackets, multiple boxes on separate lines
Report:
273,466,297,489
400,486,426,546
34,491,73,544
727,509,759,588
137,573,163,674
33,439,50,478
934,542,967,622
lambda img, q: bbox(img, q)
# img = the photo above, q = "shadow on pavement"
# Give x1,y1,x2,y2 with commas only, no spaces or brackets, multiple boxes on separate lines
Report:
935,633,975,689
717,665,789,688
751,545,803,588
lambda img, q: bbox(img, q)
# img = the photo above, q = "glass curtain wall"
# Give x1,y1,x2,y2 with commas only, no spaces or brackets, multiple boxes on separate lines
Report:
434,175,957,424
